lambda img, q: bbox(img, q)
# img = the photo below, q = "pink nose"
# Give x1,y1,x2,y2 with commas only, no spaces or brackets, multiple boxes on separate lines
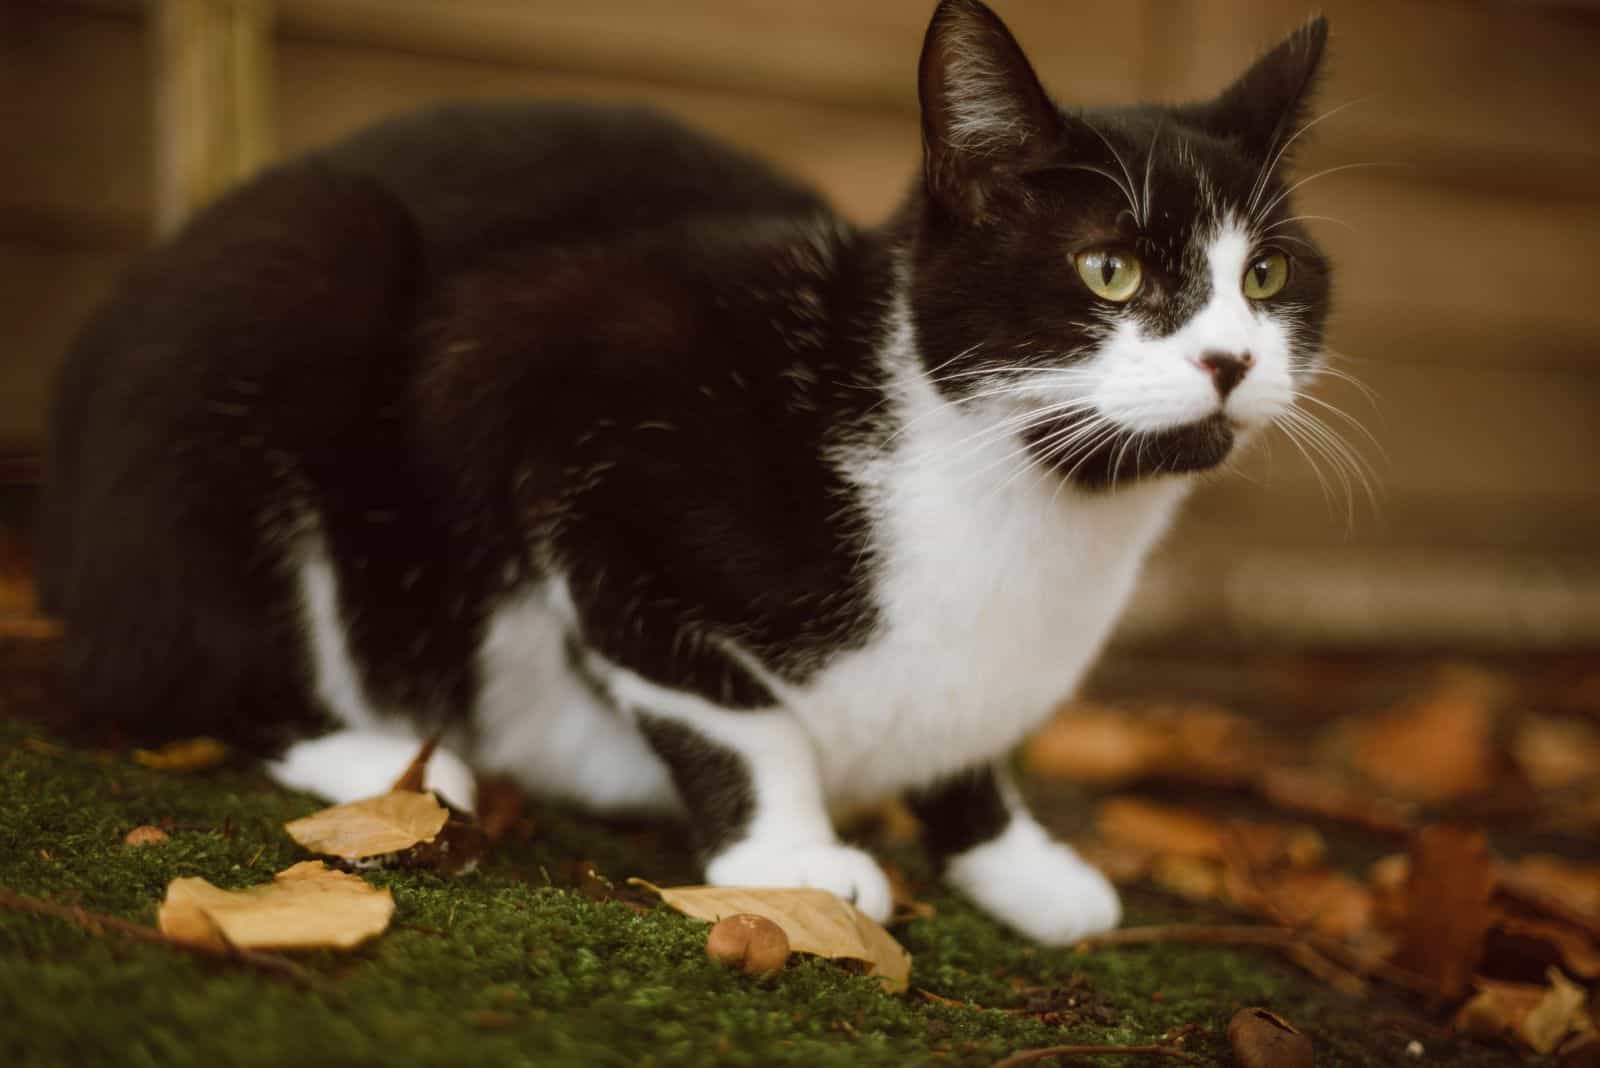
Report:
1197,350,1254,398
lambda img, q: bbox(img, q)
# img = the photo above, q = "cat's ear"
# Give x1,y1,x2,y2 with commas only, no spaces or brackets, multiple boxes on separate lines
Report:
1194,17,1329,162
918,0,1060,220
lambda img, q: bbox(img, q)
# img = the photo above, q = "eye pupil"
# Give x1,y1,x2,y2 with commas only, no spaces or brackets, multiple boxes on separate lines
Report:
1101,259,1117,286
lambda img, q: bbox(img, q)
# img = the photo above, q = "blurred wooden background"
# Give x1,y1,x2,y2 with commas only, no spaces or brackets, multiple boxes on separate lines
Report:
2,0,1597,649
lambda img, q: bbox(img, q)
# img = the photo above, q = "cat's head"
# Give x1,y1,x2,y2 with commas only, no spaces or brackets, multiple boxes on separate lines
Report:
903,0,1332,488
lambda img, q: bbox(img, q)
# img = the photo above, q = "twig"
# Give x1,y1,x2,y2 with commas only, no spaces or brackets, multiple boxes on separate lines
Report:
0,888,311,983
390,732,442,794
917,987,1024,1015
992,1043,1197,1067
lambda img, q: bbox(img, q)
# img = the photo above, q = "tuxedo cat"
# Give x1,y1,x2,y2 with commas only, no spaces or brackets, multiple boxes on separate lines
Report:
41,0,1331,941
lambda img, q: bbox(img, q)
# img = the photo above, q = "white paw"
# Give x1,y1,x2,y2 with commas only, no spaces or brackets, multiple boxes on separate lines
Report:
945,819,1122,944
270,730,478,813
706,840,893,924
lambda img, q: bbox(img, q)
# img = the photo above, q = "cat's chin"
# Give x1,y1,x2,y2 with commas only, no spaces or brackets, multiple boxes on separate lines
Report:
1025,412,1236,489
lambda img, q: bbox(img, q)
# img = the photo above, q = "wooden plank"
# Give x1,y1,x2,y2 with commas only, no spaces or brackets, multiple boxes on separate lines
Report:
1153,0,1600,194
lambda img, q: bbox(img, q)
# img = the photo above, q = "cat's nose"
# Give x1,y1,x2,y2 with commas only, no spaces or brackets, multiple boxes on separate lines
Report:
1196,350,1253,399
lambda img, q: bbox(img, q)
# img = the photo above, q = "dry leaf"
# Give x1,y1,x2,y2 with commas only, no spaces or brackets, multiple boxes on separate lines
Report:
1149,854,1223,902
1514,717,1600,793
1025,704,1175,785
633,881,911,993
1257,869,1375,943
158,860,395,950
1345,680,1498,805
132,737,229,772
1095,798,1225,859
1506,856,1600,922
1257,766,1415,836
285,790,448,861
1486,912,1600,981
1456,969,1593,1054
389,734,441,794
1395,825,1496,998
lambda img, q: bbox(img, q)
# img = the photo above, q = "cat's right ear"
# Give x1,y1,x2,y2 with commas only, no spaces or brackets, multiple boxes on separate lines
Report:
918,0,1060,222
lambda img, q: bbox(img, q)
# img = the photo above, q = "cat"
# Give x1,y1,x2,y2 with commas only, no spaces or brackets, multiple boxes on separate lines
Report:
39,0,1331,942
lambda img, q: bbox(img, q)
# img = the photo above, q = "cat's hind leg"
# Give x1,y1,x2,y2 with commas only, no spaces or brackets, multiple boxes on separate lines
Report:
598,658,893,924
270,728,477,812
908,763,1120,943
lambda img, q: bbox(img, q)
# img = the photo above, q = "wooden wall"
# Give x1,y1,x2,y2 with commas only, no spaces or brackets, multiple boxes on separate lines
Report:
3,0,1597,648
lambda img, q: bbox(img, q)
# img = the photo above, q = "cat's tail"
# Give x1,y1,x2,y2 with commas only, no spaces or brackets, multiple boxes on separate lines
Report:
41,162,422,750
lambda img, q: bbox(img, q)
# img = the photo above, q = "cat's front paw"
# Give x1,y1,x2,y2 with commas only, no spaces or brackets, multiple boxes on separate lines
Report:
945,819,1121,944
706,840,893,924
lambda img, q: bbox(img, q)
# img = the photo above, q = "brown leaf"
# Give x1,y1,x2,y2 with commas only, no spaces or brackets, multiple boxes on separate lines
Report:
1094,798,1225,859
1257,869,1375,943
1228,1007,1314,1068
157,860,395,950
632,881,911,993
1513,717,1600,793
132,737,229,772
1486,912,1600,981
476,776,530,844
1257,766,1414,836
1455,968,1592,1054
285,790,448,861
389,734,441,794
1025,704,1175,785
1148,854,1223,903
1506,856,1600,923
1394,825,1496,998
1345,677,1498,805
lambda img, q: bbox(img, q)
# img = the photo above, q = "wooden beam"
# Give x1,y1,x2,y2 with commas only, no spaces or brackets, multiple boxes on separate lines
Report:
150,0,275,235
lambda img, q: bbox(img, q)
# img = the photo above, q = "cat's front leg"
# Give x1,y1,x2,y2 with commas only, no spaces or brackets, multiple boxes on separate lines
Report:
602,664,893,923
908,763,1120,943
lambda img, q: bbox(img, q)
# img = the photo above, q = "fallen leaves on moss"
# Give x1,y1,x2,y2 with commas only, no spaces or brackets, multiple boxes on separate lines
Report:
158,860,395,950
633,880,911,993
284,790,449,862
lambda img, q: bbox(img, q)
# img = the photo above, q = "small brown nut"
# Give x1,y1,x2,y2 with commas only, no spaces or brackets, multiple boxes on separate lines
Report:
123,825,170,846
1229,1007,1313,1068
705,914,790,978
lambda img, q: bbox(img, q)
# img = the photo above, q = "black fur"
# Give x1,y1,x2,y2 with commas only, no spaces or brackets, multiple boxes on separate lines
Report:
906,766,1013,862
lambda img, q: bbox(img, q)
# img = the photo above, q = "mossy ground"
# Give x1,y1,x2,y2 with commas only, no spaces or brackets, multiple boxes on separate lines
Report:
0,718,1538,1068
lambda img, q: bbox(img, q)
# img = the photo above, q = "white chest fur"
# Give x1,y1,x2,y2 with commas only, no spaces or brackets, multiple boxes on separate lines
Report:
794,361,1187,802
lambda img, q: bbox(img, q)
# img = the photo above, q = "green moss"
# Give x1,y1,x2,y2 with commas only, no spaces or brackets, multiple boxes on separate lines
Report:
0,721,1533,1067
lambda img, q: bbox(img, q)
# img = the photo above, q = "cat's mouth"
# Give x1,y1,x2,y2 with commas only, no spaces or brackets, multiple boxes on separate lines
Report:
1021,412,1235,488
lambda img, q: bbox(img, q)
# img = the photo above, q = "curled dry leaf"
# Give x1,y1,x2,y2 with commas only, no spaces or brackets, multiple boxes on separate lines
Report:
1395,825,1496,999
1344,678,1498,805
1506,856,1600,923
1486,912,1600,981
1228,1007,1314,1068
132,737,229,772
158,860,395,950
1455,968,1593,1054
632,880,910,993
285,790,448,862
1025,704,1175,785
1513,717,1600,793
1094,798,1224,859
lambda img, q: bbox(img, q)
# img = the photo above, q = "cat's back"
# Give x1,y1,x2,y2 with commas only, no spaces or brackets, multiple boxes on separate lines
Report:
317,100,830,258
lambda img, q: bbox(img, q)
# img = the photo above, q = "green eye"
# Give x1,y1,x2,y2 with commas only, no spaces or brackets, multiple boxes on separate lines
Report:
1243,250,1290,299
1074,248,1143,303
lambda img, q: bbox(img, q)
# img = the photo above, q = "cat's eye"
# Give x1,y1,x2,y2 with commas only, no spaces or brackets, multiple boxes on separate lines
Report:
1242,251,1290,300
1074,248,1143,303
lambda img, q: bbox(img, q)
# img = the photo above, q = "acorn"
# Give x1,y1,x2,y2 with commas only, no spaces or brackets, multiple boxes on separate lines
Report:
123,825,171,846
705,914,790,979
1229,1007,1313,1068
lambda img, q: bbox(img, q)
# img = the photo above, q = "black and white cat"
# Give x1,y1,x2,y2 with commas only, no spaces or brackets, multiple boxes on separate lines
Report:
41,1,1331,942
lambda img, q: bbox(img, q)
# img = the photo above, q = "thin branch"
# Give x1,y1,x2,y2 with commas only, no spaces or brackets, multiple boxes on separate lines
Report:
992,1043,1197,1067
0,888,311,984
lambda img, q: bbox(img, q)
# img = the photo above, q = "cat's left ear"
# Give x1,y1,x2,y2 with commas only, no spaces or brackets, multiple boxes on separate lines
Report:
1193,17,1329,162
918,0,1061,221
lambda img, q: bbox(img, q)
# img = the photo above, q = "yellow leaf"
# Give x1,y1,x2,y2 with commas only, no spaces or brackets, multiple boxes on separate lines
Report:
132,737,228,771
285,790,448,861
632,881,911,993
158,861,394,950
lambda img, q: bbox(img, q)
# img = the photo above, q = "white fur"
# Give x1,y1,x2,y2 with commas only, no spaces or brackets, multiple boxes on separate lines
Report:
1090,219,1296,434
298,541,381,731
271,728,477,812
945,815,1121,943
